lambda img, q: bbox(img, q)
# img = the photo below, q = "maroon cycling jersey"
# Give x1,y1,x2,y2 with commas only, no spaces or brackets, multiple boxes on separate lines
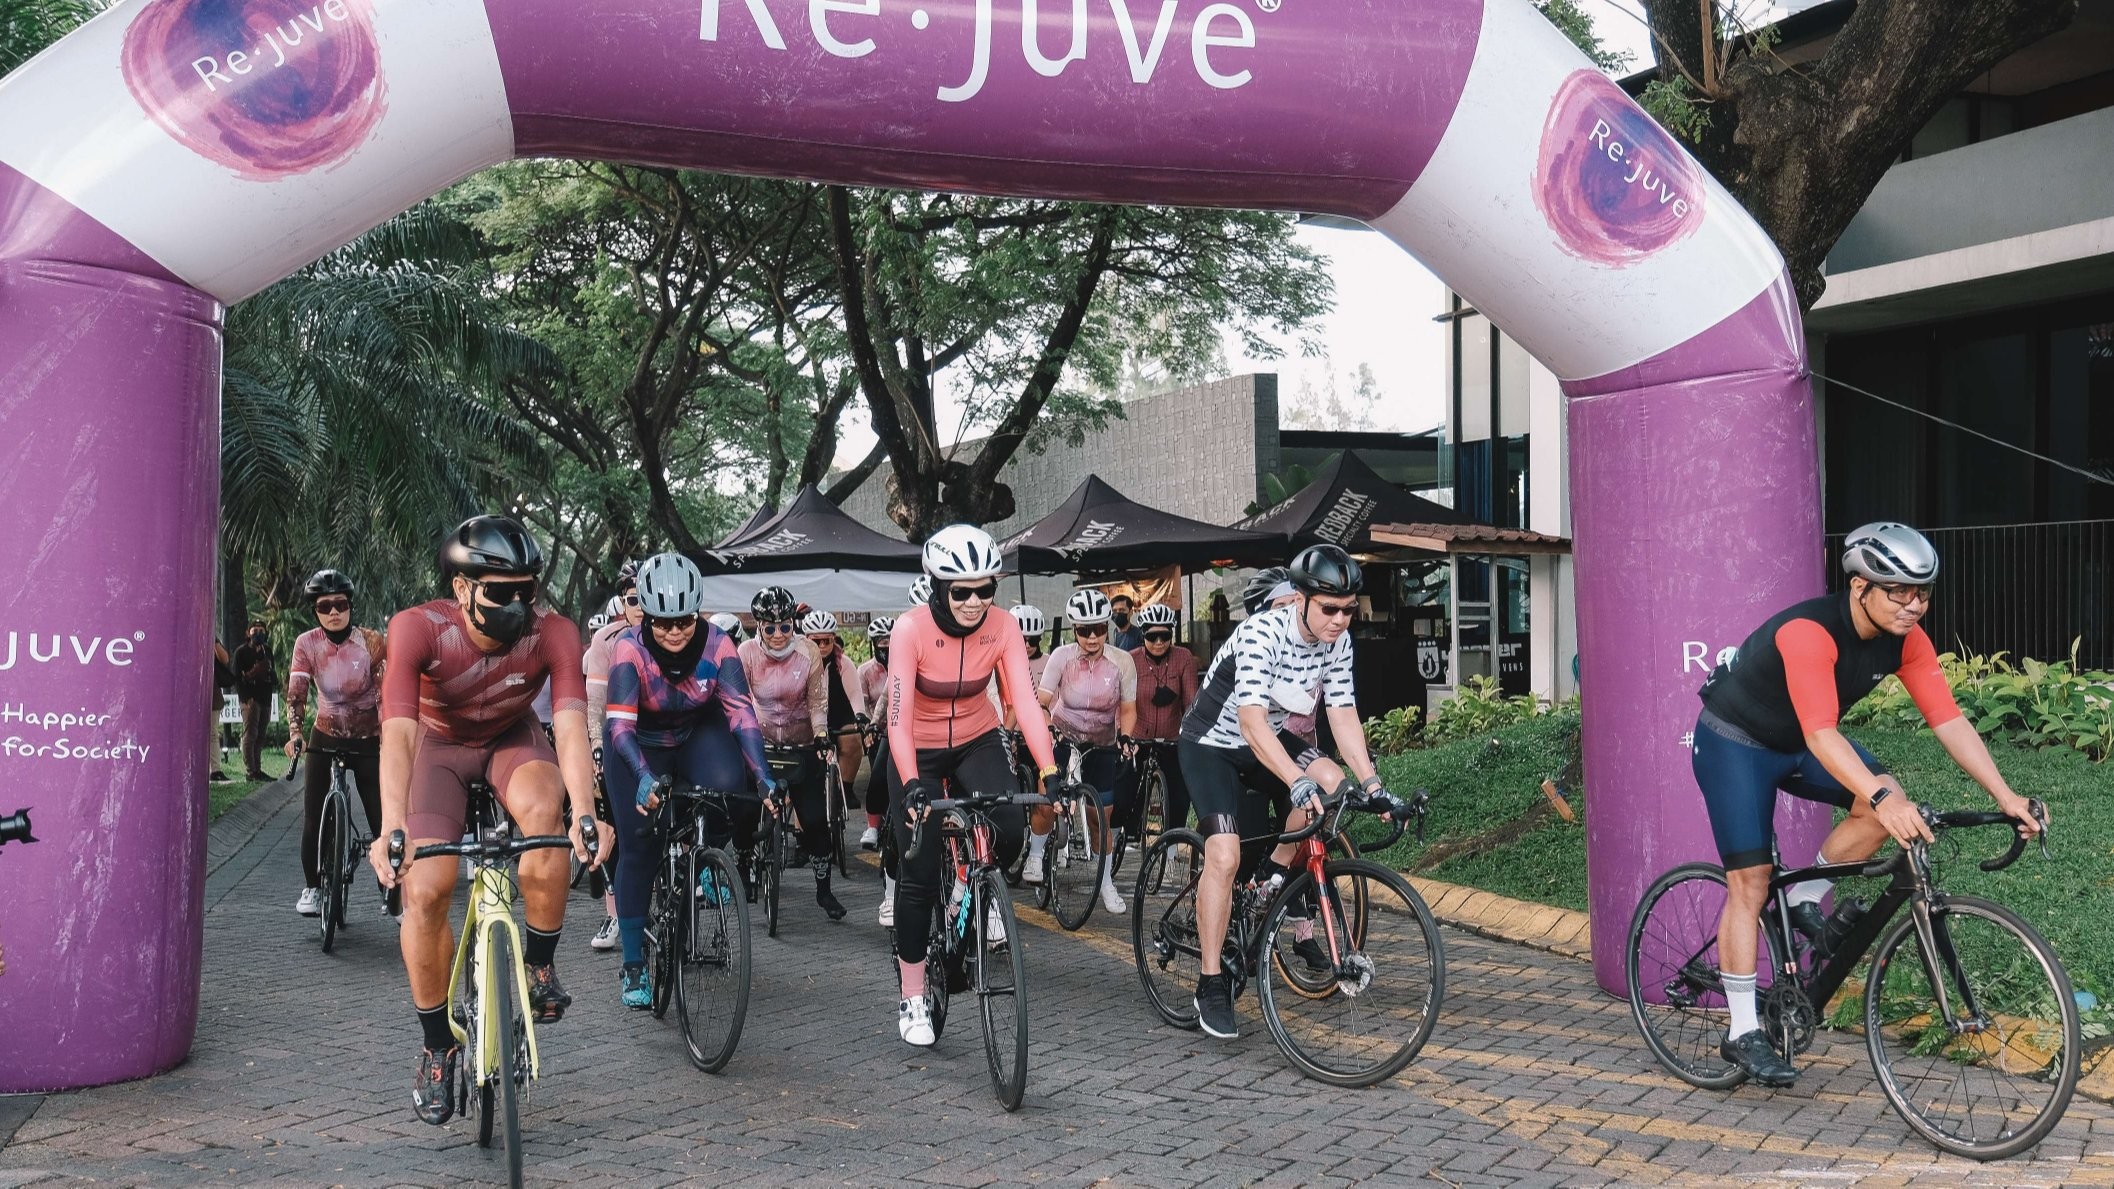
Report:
381,599,587,747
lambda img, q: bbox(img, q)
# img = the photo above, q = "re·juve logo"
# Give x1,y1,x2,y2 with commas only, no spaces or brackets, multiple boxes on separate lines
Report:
121,0,387,181
1534,70,1703,267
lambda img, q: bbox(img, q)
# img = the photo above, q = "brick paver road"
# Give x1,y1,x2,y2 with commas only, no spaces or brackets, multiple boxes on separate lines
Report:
3,783,2110,1187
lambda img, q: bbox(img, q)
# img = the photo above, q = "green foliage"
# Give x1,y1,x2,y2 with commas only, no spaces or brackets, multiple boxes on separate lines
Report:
1425,675,1564,746
1364,705,1423,757
1839,642,2114,762
1358,710,1583,861
0,0,99,77
1533,0,1633,74
1640,77,1714,144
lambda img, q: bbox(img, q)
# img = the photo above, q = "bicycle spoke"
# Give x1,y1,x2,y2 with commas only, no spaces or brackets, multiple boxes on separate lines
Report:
1626,863,1744,1090
677,847,751,1074
1132,831,1205,1030
974,871,1029,1110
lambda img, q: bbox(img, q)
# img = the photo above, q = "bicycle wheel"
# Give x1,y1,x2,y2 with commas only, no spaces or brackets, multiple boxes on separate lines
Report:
1865,894,2081,1160
648,854,676,1019
1259,860,1443,1087
974,869,1029,1111
678,847,751,1074
1625,862,1744,1090
1050,792,1106,931
317,792,346,952
1132,829,1205,1029
487,928,525,1188
925,899,951,1040
1031,813,1057,911
760,815,783,938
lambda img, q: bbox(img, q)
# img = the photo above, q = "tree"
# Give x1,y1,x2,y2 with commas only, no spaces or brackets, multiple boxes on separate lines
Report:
1283,359,1384,433
1631,0,2077,307
0,0,99,77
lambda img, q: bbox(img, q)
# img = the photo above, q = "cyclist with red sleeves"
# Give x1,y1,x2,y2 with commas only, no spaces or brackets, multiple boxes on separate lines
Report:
884,525,1061,1047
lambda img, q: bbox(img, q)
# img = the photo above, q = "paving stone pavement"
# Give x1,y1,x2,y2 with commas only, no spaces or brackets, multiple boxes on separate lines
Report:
3,783,2110,1188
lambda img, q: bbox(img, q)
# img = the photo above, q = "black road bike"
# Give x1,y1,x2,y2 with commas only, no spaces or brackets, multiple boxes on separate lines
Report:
646,781,755,1073
308,745,375,953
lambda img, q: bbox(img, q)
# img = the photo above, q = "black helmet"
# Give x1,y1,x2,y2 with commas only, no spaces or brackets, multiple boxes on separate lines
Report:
442,514,545,579
1289,544,1362,597
1241,566,1292,615
303,569,356,601
751,585,798,622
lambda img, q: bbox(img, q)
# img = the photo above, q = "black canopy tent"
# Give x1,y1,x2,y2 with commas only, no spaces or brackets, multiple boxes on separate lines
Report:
693,485,921,573
714,499,778,549
1233,450,1471,553
1000,475,1283,575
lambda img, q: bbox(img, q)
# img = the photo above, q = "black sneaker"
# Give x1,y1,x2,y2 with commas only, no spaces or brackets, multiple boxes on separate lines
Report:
1721,1028,1798,1087
738,854,758,904
1194,972,1239,1039
1787,902,1831,957
816,871,847,921
1292,936,1331,973
527,963,572,1023
412,1045,460,1124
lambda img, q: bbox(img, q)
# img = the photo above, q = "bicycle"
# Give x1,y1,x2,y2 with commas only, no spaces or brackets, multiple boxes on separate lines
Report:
1626,799,2076,1161
646,780,755,1074
307,743,375,953
907,786,1051,1111
821,724,868,880
385,782,599,1188
1034,739,1122,931
758,743,820,937
1132,787,1444,1087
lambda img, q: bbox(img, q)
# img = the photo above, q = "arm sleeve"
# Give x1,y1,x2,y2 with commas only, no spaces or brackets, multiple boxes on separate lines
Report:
380,610,428,724
998,629,1057,773
1178,651,1199,711
1776,618,1843,736
803,639,829,737
602,651,645,776
583,628,611,742
887,630,921,783
841,654,867,718
1897,627,1964,729
1231,627,1275,710
1114,649,1138,702
1038,647,1067,697
708,636,774,785
542,616,588,716
285,634,314,722
1321,638,1357,708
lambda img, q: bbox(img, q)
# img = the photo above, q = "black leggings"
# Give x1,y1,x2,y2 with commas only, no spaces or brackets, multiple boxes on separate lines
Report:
887,730,1025,964
766,745,830,863
1141,739,1191,832
300,733,381,886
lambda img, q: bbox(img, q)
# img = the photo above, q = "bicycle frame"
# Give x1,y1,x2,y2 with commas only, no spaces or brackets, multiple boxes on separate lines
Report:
448,854,542,1086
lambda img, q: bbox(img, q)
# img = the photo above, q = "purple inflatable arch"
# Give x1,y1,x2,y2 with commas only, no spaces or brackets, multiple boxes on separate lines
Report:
0,0,1825,1090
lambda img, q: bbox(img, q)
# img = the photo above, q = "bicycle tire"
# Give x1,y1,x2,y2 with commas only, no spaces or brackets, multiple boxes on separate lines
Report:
1132,829,1206,1030
488,927,525,1188
975,869,1029,1111
1050,792,1106,932
1258,860,1443,1087
761,815,783,939
1625,862,1744,1090
1865,894,2081,1161
649,851,677,1019
331,767,356,929
926,899,951,1040
317,791,345,953
678,847,751,1074
1031,814,1056,911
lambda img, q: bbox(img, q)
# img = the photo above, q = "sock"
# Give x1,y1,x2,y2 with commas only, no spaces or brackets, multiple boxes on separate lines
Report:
1786,846,1836,908
525,926,560,967
618,917,647,967
1254,857,1290,889
883,873,897,899
416,1003,455,1052
1724,971,1759,1037
867,812,883,829
898,956,926,998
1026,829,1048,857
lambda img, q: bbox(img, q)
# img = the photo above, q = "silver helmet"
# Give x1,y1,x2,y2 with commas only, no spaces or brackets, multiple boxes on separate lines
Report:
1841,522,1938,585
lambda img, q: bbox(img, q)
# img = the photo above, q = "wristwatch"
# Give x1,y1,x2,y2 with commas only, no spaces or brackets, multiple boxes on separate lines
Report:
1867,786,1893,810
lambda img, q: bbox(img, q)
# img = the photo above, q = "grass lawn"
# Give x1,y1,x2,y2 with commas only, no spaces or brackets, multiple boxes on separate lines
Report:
207,743,296,821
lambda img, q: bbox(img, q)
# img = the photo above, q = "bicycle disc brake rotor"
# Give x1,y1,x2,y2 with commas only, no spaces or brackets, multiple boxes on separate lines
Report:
1760,981,1817,1057
1335,952,1375,998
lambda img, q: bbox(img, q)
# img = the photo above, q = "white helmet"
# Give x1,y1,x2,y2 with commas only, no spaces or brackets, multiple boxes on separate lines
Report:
587,613,609,632
636,552,704,618
603,595,625,620
907,574,933,606
1841,522,1939,585
1065,588,1113,625
867,615,895,641
707,611,742,640
800,609,838,635
1135,603,1178,628
921,523,1004,581
1009,603,1046,635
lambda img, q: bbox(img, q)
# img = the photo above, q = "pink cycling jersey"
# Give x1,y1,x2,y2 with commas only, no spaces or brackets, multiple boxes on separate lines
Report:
886,605,1055,781
858,656,887,714
381,599,586,747
1039,643,1136,747
737,635,828,744
286,626,383,738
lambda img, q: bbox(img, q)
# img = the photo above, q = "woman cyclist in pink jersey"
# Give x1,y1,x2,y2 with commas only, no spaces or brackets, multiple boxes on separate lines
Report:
885,525,1061,1047
1026,588,1137,914
738,585,844,920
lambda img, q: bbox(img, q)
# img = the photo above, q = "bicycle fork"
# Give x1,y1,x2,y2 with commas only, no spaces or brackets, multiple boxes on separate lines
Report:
448,869,542,1084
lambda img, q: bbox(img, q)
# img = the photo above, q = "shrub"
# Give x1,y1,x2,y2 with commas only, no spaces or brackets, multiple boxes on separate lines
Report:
1841,640,2114,762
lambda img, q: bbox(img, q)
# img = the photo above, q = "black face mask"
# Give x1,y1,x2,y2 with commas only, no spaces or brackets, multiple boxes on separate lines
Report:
874,646,890,667
470,599,531,647
1150,685,1178,708
323,625,353,645
1112,611,1131,628
647,623,708,681
247,631,265,645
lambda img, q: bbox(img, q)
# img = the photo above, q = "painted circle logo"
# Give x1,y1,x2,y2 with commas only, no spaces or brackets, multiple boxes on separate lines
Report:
1534,70,1703,266
121,0,387,181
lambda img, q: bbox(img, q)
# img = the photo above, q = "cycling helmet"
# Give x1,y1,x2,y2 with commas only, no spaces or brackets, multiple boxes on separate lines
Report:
603,595,625,620
907,574,933,606
1241,566,1292,615
637,552,704,618
922,523,1004,581
1289,544,1363,596
1065,588,1113,625
1841,522,1939,585
708,611,743,640
615,558,640,593
587,613,609,632
442,514,544,578
867,615,895,641
303,569,355,601
1135,603,1178,628
751,585,798,622
800,609,838,635
1009,603,1046,635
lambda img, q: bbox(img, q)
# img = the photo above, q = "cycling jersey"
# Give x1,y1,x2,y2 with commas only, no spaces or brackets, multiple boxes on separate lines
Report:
737,635,828,745
1130,644,1197,741
1181,605,1354,750
818,646,865,730
1039,643,1136,746
602,625,770,786
287,626,383,740
858,656,887,712
582,617,630,742
381,599,586,746
1699,592,1959,752
885,604,1055,780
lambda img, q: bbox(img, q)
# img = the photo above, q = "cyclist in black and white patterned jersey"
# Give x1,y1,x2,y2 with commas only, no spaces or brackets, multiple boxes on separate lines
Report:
1177,545,1414,1040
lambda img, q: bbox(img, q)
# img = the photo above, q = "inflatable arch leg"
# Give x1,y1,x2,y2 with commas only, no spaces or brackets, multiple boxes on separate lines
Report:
0,0,1825,1089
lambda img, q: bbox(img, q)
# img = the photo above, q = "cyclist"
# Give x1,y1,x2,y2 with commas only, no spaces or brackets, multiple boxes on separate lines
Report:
804,609,869,844
369,515,611,1125
885,524,1061,1047
603,553,776,1008
738,586,844,920
1129,602,1196,834
583,565,644,952
285,569,385,919
709,611,744,644
1178,544,1409,1040
1690,521,2039,1087
1026,588,1137,914
859,617,893,858
1010,603,1050,683
908,573,932,607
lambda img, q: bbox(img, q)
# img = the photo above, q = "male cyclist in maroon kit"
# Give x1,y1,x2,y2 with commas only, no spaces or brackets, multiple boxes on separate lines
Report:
369,515,612,1125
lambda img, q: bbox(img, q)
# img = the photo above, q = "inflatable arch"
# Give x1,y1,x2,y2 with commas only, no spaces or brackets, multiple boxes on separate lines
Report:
0,0,1825,1090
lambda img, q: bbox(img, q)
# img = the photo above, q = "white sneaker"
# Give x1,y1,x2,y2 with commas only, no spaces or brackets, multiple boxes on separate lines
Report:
877,876,897,927
984,903,1008,949
859,825,880,851
1099,879,1127,915
590,916,618,951
295,887,321,917
898,996,936,1046
1022,836,1047,885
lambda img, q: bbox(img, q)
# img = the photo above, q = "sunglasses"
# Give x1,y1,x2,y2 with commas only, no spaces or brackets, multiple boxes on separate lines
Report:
649,615,698,633
1142,630,1173,643
1074,623,1109,638
621,594,641,608
1870,581,1933,607
476,580,536,606
1311,600,1358,620
313,597,351,615
759,621,797,636
947,582,999,603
